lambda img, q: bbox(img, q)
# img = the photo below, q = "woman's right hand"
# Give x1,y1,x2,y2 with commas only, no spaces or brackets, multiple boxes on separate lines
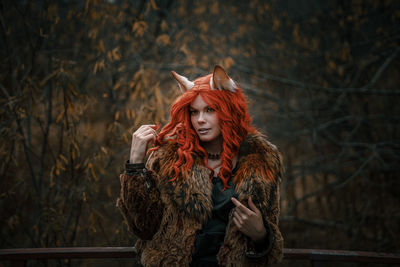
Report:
129,125,158,164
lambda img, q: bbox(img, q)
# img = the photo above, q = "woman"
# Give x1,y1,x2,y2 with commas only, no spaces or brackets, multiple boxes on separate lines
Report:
117,65,284,266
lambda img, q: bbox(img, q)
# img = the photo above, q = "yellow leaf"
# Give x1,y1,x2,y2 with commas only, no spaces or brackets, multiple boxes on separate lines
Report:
328,60,336,72
99,59,105,71
40,28,49,38
123,133,129,143
107,51,113,62
156,34,170,46
180,44,190,55
132,21,148,37
59,154,68,164
88,28,98,39
93,62,98,74
56,160,66,171
88,163,98,181
223,57,235,69
210,2,219,14
272,18,280,31
56,110,64,123
72,140,80,157
66,97,75,116
98,40,106,53
112,47,121,61
106,186,112,198
150,0,159,10
198,21,208,32
113,81,122,90
85,0,90,13
161,20,168,31
194,5,206,15
100,146,108,154
338,66,344,76
237,24,247,37
311,38,320,51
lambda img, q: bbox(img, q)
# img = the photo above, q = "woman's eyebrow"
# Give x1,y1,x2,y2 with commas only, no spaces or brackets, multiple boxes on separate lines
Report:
189,105,209,111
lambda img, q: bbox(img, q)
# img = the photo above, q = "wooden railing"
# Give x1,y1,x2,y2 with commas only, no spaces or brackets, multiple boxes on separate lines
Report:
0,247,399,266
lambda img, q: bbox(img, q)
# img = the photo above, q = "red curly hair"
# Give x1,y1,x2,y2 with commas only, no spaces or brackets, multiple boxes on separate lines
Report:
152,73,257,189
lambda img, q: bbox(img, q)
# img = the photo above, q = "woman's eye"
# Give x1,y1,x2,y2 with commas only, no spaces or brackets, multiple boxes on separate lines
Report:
206,107,215,112
190,110,198,115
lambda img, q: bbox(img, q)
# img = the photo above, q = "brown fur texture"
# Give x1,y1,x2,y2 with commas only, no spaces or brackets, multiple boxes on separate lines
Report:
117,133,284,266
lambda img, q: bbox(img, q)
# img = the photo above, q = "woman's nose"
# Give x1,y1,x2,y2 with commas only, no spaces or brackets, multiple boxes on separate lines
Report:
197,112,206,123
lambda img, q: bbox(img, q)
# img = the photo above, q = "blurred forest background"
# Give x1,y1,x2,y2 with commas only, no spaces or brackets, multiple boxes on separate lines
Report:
1,0,399,266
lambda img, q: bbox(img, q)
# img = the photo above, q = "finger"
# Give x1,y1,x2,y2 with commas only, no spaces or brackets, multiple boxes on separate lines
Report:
231,197,253,216
234,207,249,221
231,197,241,207
137,126,158,139
141,128,158,138
151,124,161,131
248,196,260,215
233,216,250,234
141,132,157,142
136,124,156,132
137,125,156,134
232,216,242,230
233,209,243,223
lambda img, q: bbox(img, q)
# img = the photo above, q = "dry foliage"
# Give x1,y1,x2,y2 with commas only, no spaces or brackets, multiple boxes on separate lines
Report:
0,1,399,266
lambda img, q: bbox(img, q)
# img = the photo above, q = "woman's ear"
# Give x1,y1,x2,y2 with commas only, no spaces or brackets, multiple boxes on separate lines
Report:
211,65,238,92
171,71,194,93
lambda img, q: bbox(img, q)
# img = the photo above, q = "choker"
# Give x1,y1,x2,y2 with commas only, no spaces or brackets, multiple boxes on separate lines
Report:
207,152,220,160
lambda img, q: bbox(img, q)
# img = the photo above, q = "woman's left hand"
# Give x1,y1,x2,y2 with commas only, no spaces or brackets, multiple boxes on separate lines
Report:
231,196,267,243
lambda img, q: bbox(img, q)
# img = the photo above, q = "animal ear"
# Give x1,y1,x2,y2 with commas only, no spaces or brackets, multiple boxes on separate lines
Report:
211,65,238,92
171,71,194,93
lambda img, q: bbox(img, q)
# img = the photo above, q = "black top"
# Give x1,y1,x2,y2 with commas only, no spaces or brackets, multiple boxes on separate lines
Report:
191,169,237,266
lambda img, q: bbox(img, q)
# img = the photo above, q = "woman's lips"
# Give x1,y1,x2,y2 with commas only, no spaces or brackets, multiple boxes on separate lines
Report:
198,128,210,134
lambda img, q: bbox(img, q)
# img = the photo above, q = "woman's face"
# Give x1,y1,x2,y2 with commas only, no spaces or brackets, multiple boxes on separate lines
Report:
190,94,221,143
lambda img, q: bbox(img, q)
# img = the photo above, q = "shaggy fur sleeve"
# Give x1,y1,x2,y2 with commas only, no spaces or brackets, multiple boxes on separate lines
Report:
246,178,284,265
116,155,164,240
230,136,284,266
246,148,284,265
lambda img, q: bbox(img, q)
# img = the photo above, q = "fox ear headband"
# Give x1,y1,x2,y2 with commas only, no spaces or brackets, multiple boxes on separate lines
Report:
171,65,238,93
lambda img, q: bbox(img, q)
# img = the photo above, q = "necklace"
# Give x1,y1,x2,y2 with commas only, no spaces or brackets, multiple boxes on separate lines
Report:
207,152,220,160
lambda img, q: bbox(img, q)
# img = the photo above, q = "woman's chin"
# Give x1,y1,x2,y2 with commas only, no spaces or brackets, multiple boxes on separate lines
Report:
198,134,221,143
199,136,213,142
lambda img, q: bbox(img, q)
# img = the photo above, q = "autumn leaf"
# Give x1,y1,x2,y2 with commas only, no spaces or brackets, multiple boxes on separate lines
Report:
156,34,171,46
223,57,235,69
132,21,148,37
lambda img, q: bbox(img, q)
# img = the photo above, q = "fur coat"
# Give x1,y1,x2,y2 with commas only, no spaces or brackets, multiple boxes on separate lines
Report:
117,133,284,266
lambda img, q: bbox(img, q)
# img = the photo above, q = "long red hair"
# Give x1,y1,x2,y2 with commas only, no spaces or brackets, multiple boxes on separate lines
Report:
151,74,256,189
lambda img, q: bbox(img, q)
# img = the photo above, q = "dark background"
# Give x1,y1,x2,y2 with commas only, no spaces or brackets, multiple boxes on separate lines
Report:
1,0,399,266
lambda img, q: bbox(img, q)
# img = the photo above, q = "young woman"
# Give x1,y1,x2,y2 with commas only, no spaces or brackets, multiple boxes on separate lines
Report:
117,65,284,266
